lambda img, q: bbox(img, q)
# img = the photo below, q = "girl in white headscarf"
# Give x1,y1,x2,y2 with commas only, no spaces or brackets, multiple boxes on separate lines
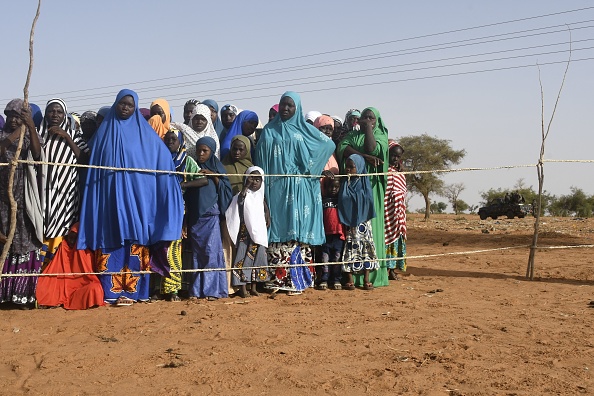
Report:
225,166,270,298
171,104,220,159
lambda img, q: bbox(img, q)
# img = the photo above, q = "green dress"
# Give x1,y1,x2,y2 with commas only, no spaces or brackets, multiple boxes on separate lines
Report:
337,107,389,287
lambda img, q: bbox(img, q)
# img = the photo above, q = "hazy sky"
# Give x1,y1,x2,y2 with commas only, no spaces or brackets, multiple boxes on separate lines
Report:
2,1,593,211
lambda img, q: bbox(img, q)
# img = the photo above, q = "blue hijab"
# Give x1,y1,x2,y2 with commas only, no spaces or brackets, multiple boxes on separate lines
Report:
29,103,43,130
219,110,258,159
77,89,184,250
201,99,224,138
184,136,233,225
254,91,335,245
338,154,376,227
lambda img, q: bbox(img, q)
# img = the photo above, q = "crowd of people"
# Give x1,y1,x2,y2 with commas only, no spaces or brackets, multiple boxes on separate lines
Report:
0,90,408,309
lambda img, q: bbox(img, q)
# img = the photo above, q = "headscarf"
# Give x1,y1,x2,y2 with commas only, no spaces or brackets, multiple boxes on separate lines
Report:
139,108,151,121
220,110,258,158
5,98,24,114
97,106,111,119
225,166,268,248
29,103,43,129
184,136,232,224
271,104,279,113
314,115,334,129
338,154,375,227
222,135,253,194
331,115,343,125
344,109,361,131
80,111,97,123
177,103,220,159
148,98,171,138
0,115,4,130
254,91,335,245
221,104,239,117
305,110,322,123
201,99,224,137
77,89,184,250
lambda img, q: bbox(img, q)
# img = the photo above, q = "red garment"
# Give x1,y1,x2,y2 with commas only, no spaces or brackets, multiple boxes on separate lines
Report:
323,198,345,240
36,232,105,310
384,165,407,244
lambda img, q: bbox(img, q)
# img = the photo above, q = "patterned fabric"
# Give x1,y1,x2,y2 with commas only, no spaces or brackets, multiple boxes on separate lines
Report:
160,239,182,295
40,236,63,266
384,164,407,244
0,251,42,305
386,235,406,271
341,221,379,273
231,223,269,286
96,243,151,303
40,98,89,239
265,241,314,292
177,103,220,159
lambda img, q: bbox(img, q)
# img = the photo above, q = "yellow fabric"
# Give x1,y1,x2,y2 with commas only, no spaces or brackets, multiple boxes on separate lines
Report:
148,98,171,138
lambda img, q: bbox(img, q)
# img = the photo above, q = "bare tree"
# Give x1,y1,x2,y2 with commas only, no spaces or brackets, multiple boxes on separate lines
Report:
443,183,466,215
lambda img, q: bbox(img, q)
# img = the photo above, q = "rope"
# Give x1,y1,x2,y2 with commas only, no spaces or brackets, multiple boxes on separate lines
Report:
11,242,594,278
543,159,594,163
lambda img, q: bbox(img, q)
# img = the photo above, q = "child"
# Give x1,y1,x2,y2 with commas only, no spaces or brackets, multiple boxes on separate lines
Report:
384,141,407,280
316,177,345,290
338,154,378,290
225,166,270,298
182,136,233,301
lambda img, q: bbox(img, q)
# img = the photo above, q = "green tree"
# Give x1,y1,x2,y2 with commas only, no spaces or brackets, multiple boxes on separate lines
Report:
443,182,466,215
430,201,447,214
549,187,593,217
399,134,465,219
454,199,469,213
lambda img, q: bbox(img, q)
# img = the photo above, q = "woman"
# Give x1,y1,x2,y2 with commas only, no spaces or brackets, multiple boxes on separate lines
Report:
78,89,184,305
268,104,279,123
254,91,335,294
201,99,224,137
219,104,239,142
148,98,171,138
0,99,43,307
40,98,89,263
337,107,389,287
183,136,232,300
314,115,339,176
220,110,259,159
172,104,220,160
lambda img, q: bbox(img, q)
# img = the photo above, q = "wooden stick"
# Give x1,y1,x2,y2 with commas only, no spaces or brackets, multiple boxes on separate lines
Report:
527,27,571,280
0,0,42,274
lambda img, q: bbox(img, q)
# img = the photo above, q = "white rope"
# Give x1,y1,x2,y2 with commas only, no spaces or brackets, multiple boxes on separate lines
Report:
3,242,592,278
543,159,594,164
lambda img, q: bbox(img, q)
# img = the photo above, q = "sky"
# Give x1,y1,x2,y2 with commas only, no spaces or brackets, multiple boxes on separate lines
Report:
1,0,593,212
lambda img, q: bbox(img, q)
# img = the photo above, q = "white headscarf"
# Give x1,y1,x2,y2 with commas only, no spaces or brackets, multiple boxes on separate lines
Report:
305,110,322,123
225,166,268,248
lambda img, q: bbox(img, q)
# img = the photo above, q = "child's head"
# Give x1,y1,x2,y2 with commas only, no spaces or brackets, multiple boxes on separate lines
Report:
246,171,263,192
65,223,80,249
230,137,249,163
163,131,181,154
323,177,341,198
345,158,358,175
389,143,404,167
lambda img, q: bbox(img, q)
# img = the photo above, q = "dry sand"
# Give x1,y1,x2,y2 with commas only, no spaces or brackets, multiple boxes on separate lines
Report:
1,214,593,395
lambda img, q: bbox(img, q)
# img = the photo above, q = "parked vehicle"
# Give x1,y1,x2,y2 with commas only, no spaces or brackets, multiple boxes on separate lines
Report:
478,193,534,220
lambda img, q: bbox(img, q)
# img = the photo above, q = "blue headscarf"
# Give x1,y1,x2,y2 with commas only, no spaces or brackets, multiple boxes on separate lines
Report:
77,89,184,250
28,103,43,130
219,110,258,159
0,115,4,130
254,91,335,245
184,136,233,225
166,130,187,182
201,99,224,138
338,154,376,227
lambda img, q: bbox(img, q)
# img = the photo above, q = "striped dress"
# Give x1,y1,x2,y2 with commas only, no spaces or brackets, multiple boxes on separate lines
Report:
40,103,89,239
384,165,407,271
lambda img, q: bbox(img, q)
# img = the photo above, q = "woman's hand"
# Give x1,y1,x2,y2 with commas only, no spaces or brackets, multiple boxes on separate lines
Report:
362,154,383,167
0,232,7,245
181,224,187,239
48,126,69,139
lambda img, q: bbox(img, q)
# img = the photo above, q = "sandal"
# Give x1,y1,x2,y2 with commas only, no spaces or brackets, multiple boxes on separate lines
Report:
388,269,400,281
287,291,302,296
315,282,328,291
206,296,218,301
344,282,356,291
115,296,134,306
330,283,342,290
167,294,181,302
364,282,374,291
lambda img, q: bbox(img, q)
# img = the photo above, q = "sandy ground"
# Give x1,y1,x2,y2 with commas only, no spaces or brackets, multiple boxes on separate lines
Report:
1,214,593,396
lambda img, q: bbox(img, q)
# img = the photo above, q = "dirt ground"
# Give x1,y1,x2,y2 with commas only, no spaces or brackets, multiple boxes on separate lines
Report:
1,214,593,396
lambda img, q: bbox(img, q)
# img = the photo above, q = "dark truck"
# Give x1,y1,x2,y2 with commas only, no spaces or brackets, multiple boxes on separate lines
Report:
478,192,534,220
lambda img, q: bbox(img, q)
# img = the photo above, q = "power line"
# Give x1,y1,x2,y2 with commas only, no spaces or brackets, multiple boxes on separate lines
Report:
21,6,594,99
